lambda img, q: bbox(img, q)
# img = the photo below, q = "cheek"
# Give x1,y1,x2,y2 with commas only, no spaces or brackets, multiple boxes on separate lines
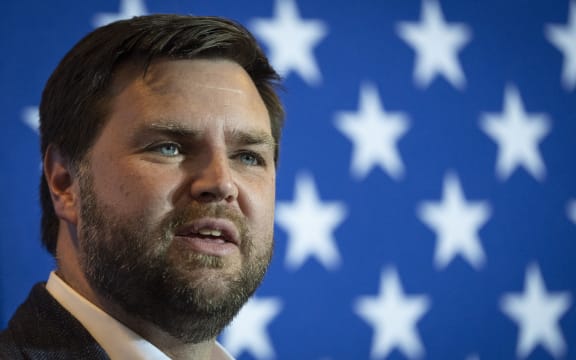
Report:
90,161,180,216
239,176,276,232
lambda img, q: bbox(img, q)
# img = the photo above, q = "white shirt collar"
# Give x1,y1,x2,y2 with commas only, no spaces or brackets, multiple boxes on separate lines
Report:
46,271,234,360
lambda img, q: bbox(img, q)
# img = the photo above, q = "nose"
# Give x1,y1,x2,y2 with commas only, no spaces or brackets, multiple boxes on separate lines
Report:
189,153,238,203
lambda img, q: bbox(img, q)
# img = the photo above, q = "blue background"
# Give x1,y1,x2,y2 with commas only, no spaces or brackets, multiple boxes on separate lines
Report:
1,0,575,359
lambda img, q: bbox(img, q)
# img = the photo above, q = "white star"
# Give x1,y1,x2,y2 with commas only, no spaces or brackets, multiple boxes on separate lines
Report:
480,85,551,181
21,106,39,133
546,1,576,90
500,263,572,358
417,172,491,270
250,0,327,86
397,0,471,89
221,297,282,360
334,82,410,181
567,200,576,224
354,267,430,359
276,172,347,270
92,0,147,28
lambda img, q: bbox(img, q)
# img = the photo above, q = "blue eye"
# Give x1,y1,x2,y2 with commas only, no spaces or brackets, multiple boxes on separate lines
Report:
154,143,181,157
238,152,263,166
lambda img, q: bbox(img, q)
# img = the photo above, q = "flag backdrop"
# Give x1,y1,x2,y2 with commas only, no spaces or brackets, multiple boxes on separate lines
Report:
1,0,575,359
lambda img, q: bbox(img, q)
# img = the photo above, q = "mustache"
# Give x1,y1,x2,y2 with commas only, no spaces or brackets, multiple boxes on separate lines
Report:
163,204,248,238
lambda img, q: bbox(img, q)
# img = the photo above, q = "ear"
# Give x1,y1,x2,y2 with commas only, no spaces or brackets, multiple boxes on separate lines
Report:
43,145,80,226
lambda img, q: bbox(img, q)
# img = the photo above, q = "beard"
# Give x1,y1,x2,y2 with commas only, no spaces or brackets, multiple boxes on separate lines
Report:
75,168,273,344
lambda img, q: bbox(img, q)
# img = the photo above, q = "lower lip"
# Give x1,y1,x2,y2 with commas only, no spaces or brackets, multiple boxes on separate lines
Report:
175,236,238,256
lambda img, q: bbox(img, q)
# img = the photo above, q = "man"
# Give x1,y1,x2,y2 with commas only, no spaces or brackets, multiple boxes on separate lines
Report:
0,14,284,359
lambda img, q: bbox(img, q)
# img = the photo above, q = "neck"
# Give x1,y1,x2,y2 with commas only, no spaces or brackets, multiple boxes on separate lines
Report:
96,292,219,359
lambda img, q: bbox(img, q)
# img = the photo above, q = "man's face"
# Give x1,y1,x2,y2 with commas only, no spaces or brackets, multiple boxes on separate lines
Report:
75,58,276,342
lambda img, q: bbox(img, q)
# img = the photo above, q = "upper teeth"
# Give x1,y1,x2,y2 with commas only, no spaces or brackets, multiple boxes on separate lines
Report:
198,228,222,237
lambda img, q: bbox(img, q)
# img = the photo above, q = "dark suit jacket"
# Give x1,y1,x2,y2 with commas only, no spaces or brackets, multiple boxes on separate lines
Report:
0,283,109,359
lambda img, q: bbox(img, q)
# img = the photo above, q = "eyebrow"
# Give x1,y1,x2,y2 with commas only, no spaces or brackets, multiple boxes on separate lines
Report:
128,122,200,147
145,122,201,138
228,129,277,152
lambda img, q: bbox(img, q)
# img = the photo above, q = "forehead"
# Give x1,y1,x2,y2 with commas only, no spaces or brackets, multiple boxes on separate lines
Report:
141,58,253,94
106,58,271,134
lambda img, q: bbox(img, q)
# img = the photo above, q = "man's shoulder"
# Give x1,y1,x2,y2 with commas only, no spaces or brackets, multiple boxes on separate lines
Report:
0,283,109,359
0,325,21,359
0,283,48,359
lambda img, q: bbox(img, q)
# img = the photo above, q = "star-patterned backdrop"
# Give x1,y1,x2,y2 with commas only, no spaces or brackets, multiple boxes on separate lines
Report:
1,0,575,359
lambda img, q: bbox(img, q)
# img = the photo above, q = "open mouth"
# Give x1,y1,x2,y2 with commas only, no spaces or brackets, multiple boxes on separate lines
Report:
174,218,240,256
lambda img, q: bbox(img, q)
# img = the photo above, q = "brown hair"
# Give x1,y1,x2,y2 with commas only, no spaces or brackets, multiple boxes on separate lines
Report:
39,14,284,255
